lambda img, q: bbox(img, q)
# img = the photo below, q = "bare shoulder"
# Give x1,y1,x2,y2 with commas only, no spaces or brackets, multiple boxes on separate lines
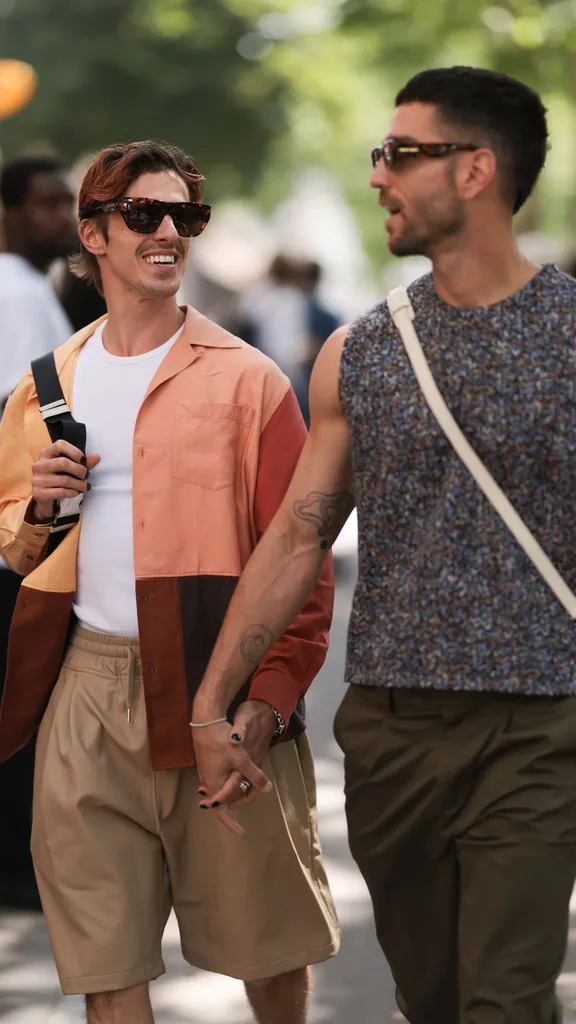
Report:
310,324,350,419
315,323,350,367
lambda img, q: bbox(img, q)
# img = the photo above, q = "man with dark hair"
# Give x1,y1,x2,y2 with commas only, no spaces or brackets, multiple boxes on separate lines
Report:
0,154,75,404
0,154,75,908
0,139,339,1023
192,67,576,1023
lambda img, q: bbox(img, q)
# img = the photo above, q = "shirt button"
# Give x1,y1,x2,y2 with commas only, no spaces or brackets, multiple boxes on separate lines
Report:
143,595,149,603
25,554,33,561
34,532,44,538
149,663,155,674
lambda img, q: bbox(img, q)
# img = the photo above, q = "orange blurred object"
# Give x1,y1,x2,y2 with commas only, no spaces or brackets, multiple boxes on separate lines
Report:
0,60,37,120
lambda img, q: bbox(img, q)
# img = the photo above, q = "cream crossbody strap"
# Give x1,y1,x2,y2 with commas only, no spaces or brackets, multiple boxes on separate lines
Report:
386,286,576,619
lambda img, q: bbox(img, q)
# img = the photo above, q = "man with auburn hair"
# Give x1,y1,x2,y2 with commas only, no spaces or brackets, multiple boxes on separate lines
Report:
193,67,576,1023
0,140,339,1024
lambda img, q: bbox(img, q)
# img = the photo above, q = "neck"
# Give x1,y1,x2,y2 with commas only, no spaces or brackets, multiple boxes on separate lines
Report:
430,218,540,308
101,292,185,357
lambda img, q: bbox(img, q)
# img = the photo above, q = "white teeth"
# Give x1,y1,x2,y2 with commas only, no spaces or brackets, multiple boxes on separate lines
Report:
144,254,175,264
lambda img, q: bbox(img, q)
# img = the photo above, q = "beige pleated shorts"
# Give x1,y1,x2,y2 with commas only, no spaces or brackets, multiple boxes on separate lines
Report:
31,627,340,996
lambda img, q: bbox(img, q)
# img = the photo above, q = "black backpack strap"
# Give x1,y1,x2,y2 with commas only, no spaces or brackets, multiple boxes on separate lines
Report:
31,352,87,552
31,352,86,452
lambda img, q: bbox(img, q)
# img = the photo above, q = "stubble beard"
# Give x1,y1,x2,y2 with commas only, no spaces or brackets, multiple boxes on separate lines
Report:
388,183,465,260
140,277,183,299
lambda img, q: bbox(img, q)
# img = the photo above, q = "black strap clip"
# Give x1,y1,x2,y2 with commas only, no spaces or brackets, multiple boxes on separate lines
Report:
30,352,87,553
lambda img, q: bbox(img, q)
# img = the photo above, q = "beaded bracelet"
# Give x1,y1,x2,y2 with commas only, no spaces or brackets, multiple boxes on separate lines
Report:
189,717,227,728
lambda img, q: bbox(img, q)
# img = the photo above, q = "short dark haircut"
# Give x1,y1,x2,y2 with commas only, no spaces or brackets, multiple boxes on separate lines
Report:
395,67,549,214
0,155,67,210
72,139,204,294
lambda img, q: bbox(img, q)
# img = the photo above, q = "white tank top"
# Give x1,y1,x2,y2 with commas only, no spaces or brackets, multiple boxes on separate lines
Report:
72,321,182,636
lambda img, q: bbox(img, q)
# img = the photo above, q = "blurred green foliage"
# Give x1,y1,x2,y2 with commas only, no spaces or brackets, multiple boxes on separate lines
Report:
2,0,576,265
0,0,289,196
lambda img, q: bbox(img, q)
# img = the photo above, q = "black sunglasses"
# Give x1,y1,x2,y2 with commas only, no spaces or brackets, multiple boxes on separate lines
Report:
371,139,479,169
79,196,211,238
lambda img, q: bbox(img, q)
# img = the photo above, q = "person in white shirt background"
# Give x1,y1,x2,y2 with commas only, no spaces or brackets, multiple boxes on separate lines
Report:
0,154,76,909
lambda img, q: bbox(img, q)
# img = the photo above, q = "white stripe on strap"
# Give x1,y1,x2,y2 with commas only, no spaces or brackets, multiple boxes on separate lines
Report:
39,398,71,420
386,285,576,620
50,519,79,534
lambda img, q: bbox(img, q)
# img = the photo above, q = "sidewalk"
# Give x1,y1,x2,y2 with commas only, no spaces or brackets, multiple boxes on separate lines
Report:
5,895,576,1023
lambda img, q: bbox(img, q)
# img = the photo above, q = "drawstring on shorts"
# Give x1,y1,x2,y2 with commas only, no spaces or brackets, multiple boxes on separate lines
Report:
126,648,136,724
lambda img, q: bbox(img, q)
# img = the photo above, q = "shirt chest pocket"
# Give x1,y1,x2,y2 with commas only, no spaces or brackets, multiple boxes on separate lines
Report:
172,402,254,490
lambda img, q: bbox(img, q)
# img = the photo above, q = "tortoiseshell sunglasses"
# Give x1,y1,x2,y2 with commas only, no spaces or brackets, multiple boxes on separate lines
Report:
371,138,479,169
79,197,211,238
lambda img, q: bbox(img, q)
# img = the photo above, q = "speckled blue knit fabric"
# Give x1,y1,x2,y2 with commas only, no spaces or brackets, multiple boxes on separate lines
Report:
339,265,576,694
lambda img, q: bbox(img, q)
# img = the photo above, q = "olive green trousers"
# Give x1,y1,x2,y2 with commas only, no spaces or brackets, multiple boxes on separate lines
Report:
334,684,576,1024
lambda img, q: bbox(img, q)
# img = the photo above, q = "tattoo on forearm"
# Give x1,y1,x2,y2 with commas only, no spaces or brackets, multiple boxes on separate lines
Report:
293,491,355,550
240,624,274,669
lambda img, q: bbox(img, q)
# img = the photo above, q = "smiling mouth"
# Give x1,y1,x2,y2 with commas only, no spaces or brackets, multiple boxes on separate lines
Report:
143,254,177,265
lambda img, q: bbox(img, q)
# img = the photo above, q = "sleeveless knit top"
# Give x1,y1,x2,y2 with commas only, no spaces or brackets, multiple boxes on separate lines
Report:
339,265,576,695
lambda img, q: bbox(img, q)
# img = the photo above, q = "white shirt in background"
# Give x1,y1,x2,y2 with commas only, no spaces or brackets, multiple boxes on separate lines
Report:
0,253,72,401
0,253,72,570
72,321,183,637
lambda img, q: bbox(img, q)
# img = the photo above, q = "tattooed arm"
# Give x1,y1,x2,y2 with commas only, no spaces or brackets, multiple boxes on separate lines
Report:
192,326,354,825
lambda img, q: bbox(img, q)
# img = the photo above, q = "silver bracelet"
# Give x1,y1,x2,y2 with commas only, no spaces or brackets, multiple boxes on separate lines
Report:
189,717,227,729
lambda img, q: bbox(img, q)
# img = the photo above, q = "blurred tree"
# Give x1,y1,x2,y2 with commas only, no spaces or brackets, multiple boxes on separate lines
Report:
0,0,288,194
3,0,576,263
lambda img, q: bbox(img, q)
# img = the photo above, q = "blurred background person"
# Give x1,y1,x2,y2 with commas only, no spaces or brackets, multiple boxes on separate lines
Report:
56,257,107,332
294,258,341,423
0,155,75,405
0,153,76,909
234,254,310,412
52,152,108,331
234,254,340,424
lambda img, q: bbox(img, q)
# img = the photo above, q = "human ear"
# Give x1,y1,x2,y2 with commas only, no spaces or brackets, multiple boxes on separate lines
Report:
458,147,497,203
79,217,106,257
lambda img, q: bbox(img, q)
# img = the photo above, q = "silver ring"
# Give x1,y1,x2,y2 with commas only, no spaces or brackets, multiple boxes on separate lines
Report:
239,779,250,794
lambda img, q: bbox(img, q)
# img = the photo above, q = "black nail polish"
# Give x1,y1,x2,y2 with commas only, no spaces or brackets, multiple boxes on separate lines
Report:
231,733,242,743
198,789,207,796
86,482,92,491
211,801,220,808
199,804,209,810
80,455,87,467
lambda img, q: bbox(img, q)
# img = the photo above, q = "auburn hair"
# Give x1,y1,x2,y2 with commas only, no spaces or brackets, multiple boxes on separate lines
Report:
70,140,204,295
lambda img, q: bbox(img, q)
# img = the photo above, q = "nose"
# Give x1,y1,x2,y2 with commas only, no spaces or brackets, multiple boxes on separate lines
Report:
155,214,180,241
370,160,393,191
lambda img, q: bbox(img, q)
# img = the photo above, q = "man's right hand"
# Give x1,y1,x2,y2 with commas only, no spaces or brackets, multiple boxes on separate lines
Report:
31,439,101,523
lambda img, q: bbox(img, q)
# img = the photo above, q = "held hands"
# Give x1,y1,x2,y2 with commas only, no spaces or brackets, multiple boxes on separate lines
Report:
192,700,277,837
31,440,101,522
